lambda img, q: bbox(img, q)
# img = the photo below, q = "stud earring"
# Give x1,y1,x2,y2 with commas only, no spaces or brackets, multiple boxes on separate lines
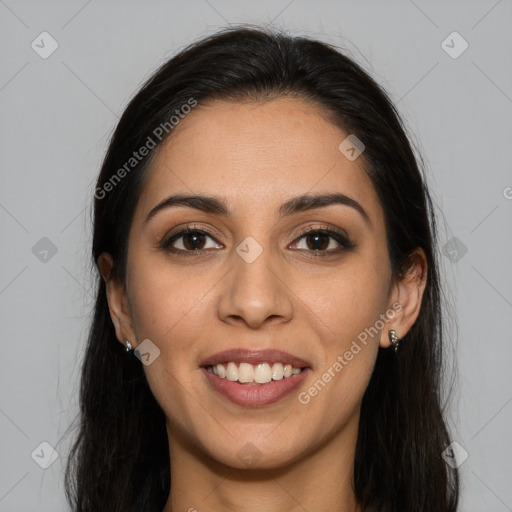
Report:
388,330,401,353
124,339,134,352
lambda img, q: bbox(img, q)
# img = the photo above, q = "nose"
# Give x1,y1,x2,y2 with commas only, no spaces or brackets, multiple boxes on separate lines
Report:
216,244,294,329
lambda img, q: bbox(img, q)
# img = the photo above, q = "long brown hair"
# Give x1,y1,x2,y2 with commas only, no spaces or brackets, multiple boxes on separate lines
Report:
65,26,459,511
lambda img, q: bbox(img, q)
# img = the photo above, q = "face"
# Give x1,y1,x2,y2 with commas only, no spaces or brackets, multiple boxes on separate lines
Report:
103,97,420,471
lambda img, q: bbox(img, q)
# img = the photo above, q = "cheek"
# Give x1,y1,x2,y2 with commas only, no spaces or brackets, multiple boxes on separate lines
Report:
298,252,390,343
127,254,216,344
294,252,388,406
125,257,217,427
125,252,228,416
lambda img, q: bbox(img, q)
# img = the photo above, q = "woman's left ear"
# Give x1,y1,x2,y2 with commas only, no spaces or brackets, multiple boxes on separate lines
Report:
380,248,428,349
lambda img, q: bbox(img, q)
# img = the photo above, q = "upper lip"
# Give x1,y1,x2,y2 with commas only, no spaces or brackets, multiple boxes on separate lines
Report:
199,349,310,369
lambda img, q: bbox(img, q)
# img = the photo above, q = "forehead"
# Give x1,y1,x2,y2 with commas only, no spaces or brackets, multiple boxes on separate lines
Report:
134,97,383,223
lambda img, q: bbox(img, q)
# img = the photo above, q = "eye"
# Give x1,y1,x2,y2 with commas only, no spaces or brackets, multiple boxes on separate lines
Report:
290,228,354,254
160,225,354,256
161,226,223,254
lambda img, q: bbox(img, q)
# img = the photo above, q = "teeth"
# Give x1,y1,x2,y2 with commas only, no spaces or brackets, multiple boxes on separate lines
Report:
272,363,284,380
254,363,272,383
206,362,304,384
226,362,238,382
238,362,254,383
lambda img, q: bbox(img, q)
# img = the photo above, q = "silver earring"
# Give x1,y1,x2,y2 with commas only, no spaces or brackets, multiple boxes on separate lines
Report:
125,339,134,352
388,330,401,353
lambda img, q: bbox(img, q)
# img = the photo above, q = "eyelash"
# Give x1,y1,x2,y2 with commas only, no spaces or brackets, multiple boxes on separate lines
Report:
160,224,355,257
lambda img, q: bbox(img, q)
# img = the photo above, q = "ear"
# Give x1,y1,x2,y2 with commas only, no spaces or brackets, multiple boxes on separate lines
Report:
379,248,428,349
98,252,137,349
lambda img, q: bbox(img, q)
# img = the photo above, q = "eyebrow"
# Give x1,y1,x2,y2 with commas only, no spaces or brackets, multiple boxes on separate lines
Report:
144,192,371,227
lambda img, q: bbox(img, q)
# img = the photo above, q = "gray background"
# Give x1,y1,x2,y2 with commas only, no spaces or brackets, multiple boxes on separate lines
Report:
1,1,511,510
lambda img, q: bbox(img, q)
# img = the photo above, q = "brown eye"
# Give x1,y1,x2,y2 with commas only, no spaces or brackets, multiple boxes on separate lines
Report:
291,228,354,253
303,232,331,251
181,231,207,250
161,228,223,254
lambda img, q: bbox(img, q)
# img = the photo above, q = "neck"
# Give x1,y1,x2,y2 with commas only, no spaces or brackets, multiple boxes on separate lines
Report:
162,417,361,512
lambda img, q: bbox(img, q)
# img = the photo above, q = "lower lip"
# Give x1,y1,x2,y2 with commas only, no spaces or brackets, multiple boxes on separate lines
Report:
201,367,311,406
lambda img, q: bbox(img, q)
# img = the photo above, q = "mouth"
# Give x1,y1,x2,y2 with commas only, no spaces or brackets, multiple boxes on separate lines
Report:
203,361,306,384
199,349,311,406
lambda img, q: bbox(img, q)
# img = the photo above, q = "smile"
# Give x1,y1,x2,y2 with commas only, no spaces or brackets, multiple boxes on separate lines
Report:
205,361,303,384
201,365,311,407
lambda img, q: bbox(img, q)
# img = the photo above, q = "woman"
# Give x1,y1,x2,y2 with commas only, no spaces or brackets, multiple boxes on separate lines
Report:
65,26,459,512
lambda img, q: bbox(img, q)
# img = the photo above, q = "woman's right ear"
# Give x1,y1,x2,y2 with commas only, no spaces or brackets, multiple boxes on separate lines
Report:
98,252,114,282
97,252,136,346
